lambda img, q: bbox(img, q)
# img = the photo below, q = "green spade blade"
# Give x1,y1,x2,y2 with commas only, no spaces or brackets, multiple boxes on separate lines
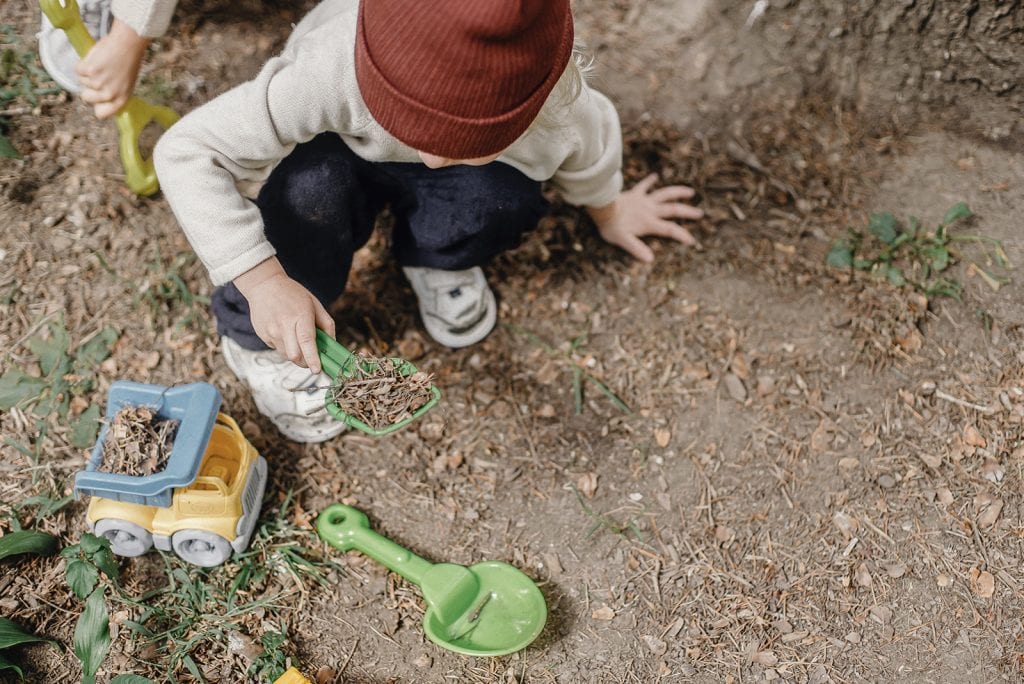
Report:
315,329,441,436
316,504,547,656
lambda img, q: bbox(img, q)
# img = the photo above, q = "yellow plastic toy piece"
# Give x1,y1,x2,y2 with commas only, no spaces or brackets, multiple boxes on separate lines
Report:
38,0,180,196
86,413,267,567
273,667,313,684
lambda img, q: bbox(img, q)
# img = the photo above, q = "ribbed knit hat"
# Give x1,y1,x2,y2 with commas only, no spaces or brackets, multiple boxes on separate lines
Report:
355,0,574,159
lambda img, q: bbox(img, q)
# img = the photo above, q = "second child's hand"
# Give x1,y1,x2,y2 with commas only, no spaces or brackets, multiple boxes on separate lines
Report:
233,257,335,374
587,174,704,263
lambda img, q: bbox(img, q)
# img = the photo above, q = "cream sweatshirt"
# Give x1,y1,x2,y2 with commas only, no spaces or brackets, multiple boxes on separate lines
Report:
111,0,177,38
154,0,624,286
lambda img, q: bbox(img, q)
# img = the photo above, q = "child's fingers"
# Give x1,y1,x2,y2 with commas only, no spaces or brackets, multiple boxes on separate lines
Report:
313,302,336,340
620,234,655,263
656,203,704,221
295,319,322,374
650,220,696,246
651,185,695,202
633,173,659,194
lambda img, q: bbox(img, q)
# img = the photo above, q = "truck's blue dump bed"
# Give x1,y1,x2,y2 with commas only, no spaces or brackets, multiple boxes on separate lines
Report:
75,381,221,507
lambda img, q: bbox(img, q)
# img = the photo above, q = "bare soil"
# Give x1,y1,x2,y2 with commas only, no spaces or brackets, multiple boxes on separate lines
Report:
1,1,1023,683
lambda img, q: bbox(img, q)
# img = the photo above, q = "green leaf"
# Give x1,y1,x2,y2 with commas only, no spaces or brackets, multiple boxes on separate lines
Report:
66,558,99,599
0,370,47,410
886,266,906,287
0,651,24,679
74,327,119,369
853,258,874,270
28,323,70,377
927,245,951,271
110,675,156,684
825,242,853,268
0,530,58,561
942,202,972,225
74,588,111,684
868,213,899,244
0,618,47,650
69,404,102,449
79,533,105,555
0,133,19,160
90,545,120,585
16,493,75,519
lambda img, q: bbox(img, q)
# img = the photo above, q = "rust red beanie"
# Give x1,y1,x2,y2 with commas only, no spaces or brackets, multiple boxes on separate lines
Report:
355,0,574,159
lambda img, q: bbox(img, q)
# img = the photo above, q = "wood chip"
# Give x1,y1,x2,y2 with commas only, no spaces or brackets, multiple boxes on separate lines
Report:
100,405,178,477
724,373,748,402
970,567,995,598
592,605,615,621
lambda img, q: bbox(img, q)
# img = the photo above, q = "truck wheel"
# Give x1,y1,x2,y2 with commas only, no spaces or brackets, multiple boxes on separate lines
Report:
94,519,153,557
172,530,233,567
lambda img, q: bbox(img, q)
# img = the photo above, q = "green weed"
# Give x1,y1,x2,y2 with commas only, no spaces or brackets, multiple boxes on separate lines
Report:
826,202,1010,299
570,485,645,543
508,324,631,416
0,318,118,458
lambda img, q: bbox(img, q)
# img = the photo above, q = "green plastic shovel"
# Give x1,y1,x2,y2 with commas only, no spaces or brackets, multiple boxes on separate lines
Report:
317,504,547,657
315,329,440,436
39,0,180,196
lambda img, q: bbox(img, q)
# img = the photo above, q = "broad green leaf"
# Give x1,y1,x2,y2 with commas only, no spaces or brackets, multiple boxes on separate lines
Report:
74,588,111,684
0,133,19,160
886,266,906,287
90,545,120,585
928,245,950,271
0,651,24,678
825,242,853,268
942,202,972,225
110,675,156,684
0,618,46,650
28,323,70,377
868,213,899,244
69,404,102,449
66,558,99,599
853,258,874,270
0,530,58,561
0,370,47,410
79,533,106,555
74,327,119,369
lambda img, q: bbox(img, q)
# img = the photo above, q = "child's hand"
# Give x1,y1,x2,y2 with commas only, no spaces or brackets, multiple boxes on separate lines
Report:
75,19,149,119
233,258,335,374
587,174,704,263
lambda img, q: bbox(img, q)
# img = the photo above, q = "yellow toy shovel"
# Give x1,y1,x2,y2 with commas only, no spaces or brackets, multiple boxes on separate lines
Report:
39,0,180,196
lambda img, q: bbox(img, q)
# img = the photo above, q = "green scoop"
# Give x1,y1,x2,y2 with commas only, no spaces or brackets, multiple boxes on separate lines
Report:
317,504,547,657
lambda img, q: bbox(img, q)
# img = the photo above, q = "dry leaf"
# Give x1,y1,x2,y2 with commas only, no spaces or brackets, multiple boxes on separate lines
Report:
833,511,859,537
970,567,995,598
577,472,598,498
592,605,615,621
918,452,943,470
963,424,987,448
724,373,747,402
855,562,872,587
654,428,671,448
895,326,923,353
975,494,1003,528
730,353,750,380
751,651,778,666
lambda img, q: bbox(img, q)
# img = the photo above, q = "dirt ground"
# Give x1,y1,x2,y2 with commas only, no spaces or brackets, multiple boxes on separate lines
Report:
1,1,1023,683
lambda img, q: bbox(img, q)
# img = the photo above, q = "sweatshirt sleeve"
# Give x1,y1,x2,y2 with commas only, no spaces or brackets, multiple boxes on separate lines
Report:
154,36,365,286
111,0,178,38
549,88,624,208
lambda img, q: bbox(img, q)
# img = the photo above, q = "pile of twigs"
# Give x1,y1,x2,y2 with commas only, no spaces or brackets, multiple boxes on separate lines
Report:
328,357,433,429
100,406,179,476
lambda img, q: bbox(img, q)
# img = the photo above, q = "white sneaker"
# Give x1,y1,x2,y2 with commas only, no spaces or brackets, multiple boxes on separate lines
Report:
402,266,497,348
221,337,347,443
37,0,113,93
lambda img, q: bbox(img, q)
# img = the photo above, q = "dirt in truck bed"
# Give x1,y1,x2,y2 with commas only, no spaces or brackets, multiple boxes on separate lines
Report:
99,406,179,477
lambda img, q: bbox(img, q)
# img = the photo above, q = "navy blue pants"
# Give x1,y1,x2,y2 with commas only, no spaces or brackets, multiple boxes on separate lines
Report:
212,133,548,350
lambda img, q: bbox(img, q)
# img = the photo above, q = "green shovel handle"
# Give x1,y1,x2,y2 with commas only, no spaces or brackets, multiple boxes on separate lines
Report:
39,0,180,196
317,504,433,585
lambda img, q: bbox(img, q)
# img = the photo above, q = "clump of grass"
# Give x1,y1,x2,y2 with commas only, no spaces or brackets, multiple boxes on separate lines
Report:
826,202,1010,299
